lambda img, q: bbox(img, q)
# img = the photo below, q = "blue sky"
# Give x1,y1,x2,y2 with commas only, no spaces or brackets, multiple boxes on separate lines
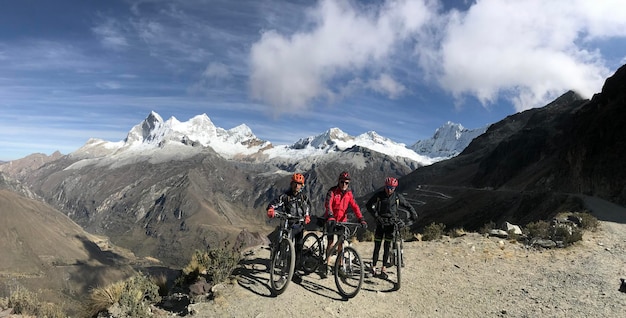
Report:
1,0,625,161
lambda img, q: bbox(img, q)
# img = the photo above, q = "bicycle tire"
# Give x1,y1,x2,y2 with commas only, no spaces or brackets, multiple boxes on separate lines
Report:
334,246,364,298
269,239,296,295
301,232,324,274
395,239,403,291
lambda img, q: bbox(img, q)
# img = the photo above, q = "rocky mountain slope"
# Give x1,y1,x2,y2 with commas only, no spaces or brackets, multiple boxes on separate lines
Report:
393,64,626,232
8,116,427,266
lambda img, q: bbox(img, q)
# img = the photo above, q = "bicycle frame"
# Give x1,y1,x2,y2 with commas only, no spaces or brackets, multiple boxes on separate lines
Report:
390,218,411,291
275,213,302,242
325,222,359,255
268,211,303,296
303,221,365,299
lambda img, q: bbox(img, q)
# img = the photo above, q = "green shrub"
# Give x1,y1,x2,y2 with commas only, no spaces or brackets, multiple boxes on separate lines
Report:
361,229,374,242
575,212,599,231
118,274,161,318
525,220,551,239
400,226,414,241
422,222,446,241
181,241,242,286
553,226,584,245
7,287,65,318
479,221,496,235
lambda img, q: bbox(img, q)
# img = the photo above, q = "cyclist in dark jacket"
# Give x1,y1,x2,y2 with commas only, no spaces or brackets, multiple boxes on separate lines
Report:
267,173,311,279
366,177,418,277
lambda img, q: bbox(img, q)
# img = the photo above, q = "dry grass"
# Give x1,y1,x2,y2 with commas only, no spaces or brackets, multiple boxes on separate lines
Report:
83,273,161,318
85,281,125,317
448,227,467,238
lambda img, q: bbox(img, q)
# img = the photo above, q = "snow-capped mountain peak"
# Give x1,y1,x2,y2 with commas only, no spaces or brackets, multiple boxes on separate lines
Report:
69,111,270,165
268,127,433,165
68,112,484,170
290,127,351,150
410,121,488,159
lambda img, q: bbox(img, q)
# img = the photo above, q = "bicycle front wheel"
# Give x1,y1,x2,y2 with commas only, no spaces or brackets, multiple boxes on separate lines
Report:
395,239,403,291
334,246,364,298
301,232,324,274
269,239,296,296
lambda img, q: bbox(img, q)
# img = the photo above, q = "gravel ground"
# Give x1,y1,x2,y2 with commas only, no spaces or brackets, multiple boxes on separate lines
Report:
188,196,626,318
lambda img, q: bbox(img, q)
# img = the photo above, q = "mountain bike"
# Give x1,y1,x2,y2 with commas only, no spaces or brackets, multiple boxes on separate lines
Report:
268,211,304,296
388,218,412,291
302,221,367,298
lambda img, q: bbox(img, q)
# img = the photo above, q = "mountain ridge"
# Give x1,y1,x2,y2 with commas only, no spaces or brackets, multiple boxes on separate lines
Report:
61,113,484,169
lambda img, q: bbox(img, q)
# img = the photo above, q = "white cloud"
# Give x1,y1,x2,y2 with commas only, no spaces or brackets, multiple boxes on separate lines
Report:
368,74,405,99
430,0,626,111
92,18,129,51
250,0,626,115
96,81,122,90
202,62,231,80
249,0,434,114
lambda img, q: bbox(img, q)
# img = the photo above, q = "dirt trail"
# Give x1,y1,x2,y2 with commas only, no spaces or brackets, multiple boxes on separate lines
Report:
190,196,626,318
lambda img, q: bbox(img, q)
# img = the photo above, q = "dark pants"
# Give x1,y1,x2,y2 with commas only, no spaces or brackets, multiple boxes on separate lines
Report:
372,223,394,268
292,223,304,262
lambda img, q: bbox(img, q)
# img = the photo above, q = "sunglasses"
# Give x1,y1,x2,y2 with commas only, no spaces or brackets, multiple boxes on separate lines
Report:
341,181,350,185
385,186,396,190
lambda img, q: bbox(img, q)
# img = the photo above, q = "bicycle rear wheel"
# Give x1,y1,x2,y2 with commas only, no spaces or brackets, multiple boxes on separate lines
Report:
334,246,364,298
269,239,295,295
301,232,324,274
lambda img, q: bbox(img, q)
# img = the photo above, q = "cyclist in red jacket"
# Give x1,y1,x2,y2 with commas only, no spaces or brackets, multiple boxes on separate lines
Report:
320,171,366,278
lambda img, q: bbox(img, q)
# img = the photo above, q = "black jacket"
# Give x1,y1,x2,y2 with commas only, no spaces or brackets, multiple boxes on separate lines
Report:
267,189,311,218
366,190,418,224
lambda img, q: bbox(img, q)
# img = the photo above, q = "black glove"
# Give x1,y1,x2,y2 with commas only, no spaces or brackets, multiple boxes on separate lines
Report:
359,218,367,228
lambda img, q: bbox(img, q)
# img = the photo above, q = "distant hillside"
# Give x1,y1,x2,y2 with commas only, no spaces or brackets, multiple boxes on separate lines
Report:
0,189,139,314
0,151,63,178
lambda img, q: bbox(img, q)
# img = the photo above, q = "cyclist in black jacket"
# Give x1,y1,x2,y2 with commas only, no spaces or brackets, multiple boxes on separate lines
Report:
267,173,312,281
366,177,418,277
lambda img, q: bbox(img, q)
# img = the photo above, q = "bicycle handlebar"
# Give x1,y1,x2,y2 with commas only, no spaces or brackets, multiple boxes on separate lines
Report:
273,211,304,222
328,221,366,238
335,221,367,229
390,218,413,228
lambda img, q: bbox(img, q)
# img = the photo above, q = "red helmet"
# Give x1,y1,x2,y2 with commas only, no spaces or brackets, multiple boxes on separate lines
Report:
384,177,398,187
338,171,351,181
291,173,305,184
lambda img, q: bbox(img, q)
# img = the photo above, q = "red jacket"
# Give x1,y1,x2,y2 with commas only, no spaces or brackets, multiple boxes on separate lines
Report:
324,186,363,222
